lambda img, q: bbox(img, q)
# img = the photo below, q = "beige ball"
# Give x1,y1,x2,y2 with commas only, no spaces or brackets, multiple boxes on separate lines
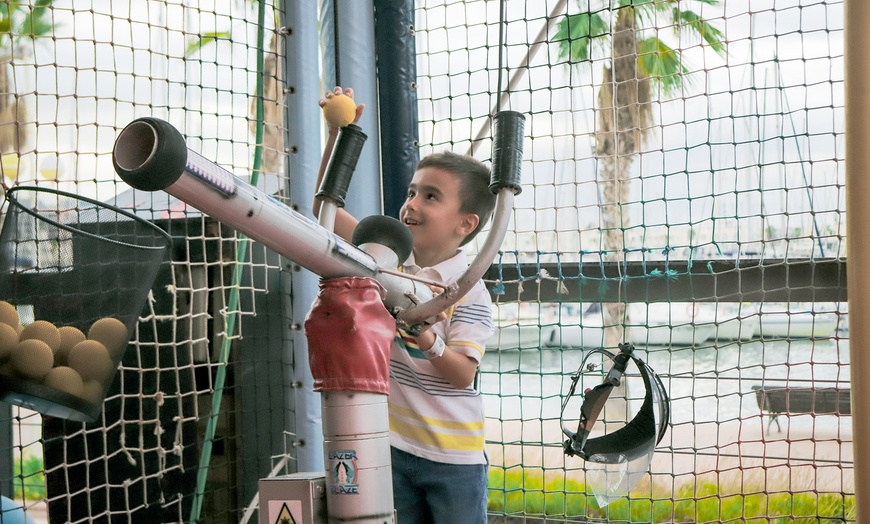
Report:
322,93,357,127
11,339,54,381
0,323,18,362
0,301,18,327
88,317,129,359
68,339,115,382
43,366,84,397
57,326,87,366
20,320,61,353
79,380,105,405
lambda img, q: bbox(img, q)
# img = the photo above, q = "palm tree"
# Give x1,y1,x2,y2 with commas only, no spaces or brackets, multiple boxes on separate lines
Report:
0,0,56,164
553,0,725,346
248,20,283,179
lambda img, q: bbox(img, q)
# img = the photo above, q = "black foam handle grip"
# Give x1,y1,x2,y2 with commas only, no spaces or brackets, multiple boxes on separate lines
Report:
317,124,368,207
489,111,525,195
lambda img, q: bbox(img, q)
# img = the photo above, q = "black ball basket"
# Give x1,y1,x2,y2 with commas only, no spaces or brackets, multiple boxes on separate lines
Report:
0,186,171,422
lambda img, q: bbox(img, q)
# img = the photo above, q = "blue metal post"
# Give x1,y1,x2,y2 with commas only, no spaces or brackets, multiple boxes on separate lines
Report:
322,0,383,219
282,0,325,473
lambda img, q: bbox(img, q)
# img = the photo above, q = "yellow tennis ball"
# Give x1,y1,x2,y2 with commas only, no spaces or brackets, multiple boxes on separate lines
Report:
11,339,54,381
322,93,357,127
68,339,115,382
88,317,129,360
57,326,87,366
80,380,105,405
0,323,19,362
20,320,61,353
0,301,18,328
43,366,84,397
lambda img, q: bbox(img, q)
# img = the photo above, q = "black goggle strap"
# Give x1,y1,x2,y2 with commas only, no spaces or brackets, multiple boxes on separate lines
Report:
650,361,671,444
561,344,635,458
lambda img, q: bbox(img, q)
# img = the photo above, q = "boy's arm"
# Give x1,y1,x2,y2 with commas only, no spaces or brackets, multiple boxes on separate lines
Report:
414,328,479,390
312,87,364,242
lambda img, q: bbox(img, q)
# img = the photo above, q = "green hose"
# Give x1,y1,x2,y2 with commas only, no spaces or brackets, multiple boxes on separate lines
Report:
189,0,267,521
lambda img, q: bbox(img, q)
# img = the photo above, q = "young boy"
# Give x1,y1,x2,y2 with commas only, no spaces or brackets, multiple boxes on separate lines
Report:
314,86,496,524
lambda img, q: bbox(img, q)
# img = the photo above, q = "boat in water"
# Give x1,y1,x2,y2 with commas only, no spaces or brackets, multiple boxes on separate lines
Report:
692,303,760,341
488,301,842,350
626,323,715,346
486,302,552,350
625,303,716,346
486,320,544,350
543,303,714,348
754,302,841,339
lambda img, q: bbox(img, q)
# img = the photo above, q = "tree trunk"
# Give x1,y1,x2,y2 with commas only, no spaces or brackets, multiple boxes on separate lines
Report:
250,33,284,178
0,56,27,158
596,8,641,348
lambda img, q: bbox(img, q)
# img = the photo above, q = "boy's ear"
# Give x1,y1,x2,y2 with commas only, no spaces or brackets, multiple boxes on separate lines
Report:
457,213,480,237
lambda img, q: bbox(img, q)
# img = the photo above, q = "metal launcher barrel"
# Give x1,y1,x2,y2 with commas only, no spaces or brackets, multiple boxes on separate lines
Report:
112,113,525,523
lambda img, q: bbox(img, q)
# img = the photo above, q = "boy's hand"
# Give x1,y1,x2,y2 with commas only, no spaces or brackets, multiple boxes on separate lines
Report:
320,86,365,131
313,86,363,240
408,285,448,346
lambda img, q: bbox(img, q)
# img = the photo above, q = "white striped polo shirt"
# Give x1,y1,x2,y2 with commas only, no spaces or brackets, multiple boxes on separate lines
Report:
388,250,495,465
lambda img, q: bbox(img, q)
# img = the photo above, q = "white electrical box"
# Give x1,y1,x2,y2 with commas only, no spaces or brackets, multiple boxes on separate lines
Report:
259,472,327,524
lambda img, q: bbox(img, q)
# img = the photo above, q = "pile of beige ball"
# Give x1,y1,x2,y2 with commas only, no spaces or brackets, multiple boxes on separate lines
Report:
0,301,129,405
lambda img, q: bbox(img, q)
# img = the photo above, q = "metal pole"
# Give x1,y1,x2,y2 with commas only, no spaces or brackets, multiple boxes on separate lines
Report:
468,0,567,156
845,1,869,519
373,0,419,219
321,391,393,523
334,0,383,220
283,0,325,474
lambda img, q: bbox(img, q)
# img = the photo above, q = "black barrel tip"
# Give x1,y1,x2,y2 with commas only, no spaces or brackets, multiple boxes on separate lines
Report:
113,117,188,192
352,215,414,264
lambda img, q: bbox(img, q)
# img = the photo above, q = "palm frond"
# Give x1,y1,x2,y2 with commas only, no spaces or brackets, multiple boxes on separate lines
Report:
0,0,56,45
617,0,646,9
638,37,688,96
185,31,232,58
552,11,608,65
20,4,55,39
673,8,726,56
625,0,662,25
0,6,11,35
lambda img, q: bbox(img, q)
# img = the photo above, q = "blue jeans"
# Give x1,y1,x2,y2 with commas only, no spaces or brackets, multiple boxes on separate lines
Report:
391,447,488,524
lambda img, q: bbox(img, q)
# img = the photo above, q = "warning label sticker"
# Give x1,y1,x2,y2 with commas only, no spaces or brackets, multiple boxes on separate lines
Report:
268,500,302,524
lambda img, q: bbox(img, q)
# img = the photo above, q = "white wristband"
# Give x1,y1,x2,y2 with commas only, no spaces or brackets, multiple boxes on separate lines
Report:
422,334,446,359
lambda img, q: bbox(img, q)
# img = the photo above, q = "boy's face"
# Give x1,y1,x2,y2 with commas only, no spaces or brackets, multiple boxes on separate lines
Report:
400,167,478,258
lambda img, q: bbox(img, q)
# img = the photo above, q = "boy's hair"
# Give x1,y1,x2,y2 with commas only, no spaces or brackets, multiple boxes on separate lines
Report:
416,151,495,246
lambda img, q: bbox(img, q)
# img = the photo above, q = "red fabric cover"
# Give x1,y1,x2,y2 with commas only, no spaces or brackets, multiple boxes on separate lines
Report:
304,277,395,394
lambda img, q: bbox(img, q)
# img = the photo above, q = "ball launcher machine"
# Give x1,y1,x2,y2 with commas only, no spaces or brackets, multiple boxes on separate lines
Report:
111,110,525,524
